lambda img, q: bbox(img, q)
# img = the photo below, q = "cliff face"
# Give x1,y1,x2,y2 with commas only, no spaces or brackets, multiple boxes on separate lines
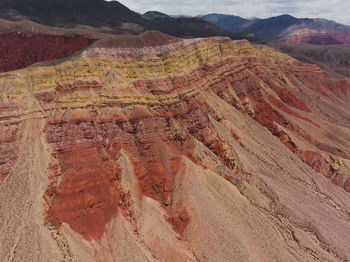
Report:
0,32,96,73
1,33,350,261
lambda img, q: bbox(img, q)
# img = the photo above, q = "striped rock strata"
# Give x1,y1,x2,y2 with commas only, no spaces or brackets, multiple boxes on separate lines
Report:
0,33,350,261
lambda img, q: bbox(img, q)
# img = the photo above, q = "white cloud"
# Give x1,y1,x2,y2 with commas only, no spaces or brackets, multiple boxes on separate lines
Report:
112,0,350,25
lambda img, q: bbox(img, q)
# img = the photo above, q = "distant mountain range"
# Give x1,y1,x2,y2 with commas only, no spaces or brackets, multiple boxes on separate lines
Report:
0,0,259,42
198,13,350,45
3,0,348,46
197,13,250,32
141,10,350,45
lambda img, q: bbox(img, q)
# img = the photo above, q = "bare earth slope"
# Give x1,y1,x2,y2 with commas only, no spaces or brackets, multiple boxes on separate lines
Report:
269,41,350,80
0,32,350,262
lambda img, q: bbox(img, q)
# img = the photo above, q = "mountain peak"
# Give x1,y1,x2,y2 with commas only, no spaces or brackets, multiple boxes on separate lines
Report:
276,14,297,19
142,11,173,21
198,13,249,31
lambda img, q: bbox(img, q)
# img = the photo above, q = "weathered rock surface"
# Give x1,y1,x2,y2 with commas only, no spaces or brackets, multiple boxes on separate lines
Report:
0,32,350,262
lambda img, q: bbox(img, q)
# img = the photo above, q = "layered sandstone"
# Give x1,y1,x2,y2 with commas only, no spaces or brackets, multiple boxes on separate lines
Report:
0,32,350,262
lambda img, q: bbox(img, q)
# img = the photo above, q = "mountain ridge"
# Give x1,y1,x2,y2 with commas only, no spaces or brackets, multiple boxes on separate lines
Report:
199,13,350,44
197,13,249,31
0,0,261,42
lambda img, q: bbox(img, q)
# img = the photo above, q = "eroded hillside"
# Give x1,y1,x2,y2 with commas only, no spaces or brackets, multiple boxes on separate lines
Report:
0,32,350,262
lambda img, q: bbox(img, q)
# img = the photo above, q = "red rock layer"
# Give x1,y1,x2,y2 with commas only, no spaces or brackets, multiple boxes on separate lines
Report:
0,32,96,73
0,102,20,184
171,57,350,190
167,207,190,235
210,61,350,189
95,30,179,48
302,151,343,186
44,88,238,240
345,178,350,192
35,80,104,104
284,30,350,45
45,142,121,241
0,122,19,184
56,80,103,95
135,55,349,191
328,80,350,103
42,41,350,241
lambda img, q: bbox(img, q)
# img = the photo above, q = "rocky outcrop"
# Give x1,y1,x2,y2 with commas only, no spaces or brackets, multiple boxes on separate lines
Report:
1,34,350,261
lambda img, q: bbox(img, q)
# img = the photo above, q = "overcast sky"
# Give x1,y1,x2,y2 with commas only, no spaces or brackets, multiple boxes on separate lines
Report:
115,0,350,25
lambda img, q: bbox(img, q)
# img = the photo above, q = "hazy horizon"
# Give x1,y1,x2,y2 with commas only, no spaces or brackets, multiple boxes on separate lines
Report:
114,0,350,25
